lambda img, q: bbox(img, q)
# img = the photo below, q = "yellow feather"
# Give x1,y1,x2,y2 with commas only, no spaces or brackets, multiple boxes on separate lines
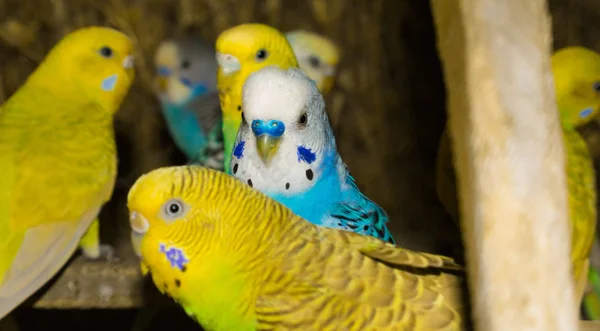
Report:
285,30,341,94
0,26,134,318
216,23,299,173
435,46,600,307
128,166,465,330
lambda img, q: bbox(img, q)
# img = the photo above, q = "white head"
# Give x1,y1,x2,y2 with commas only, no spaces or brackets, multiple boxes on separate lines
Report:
230,66,337,195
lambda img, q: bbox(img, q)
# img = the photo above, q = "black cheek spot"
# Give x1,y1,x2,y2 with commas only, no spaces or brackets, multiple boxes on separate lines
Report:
181,265,187,272
233,163,238,174
306,169,314,180
163,282,168,289
285,182,290,190
237,105,242,111
363,225,369,231
175,279,181,287
247,179,253,187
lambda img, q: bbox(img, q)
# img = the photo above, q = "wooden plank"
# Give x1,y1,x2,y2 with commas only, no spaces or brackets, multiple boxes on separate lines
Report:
430,1,578,330
25,253,174,309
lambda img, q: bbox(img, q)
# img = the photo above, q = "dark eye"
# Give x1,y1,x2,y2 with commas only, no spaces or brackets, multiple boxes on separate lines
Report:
256,49,268,61
594,81,600,93
98,46,113,58
181,59,191,69
164,200,184,218
298,113,307,126
308,55,321,68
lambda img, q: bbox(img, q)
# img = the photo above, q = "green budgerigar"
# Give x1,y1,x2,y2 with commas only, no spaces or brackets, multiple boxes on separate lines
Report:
128,165,466,330
0,26,135,319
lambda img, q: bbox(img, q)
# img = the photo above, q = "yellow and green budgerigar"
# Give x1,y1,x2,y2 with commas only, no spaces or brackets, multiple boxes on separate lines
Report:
0,26,135,319
127,165,466,330
216,23,299,174
435,46,600,318
285,30,341,95
552,46,600,319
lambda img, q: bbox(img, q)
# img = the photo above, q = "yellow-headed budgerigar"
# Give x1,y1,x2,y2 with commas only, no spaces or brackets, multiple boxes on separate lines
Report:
229,66,394,243
127,165,465,330
153,37,224,169
216,23,299,173
285,30,341,94
552,47,600,320
0,26,134,319
435,46,600,319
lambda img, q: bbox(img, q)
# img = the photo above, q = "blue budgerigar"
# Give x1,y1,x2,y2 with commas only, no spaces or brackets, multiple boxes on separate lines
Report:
153,37,224,169
230,66,394,243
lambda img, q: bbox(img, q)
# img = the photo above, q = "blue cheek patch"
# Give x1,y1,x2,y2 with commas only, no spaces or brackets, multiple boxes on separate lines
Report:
579,107,594,119
101,74,118,92
179,78,209,97
297,145,316,164
157,66,171,77
234,140,245,159
159,243,189,271
180,77,193,87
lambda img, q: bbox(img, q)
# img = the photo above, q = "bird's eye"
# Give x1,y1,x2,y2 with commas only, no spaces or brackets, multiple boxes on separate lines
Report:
298,113,308,126
181,59,191,70
594,81,600,93
98,46,113,58
308,55,321,68
163,199,185,219
256,49,268,61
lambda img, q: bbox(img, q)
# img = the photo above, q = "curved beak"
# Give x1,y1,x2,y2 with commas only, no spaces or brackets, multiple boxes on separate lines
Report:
216,52,241,75
129,211,149,259
156,77,168,93
130,230,144,258
256,134,282,165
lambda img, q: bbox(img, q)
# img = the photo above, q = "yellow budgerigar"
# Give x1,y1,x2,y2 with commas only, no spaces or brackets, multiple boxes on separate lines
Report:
435,46,600,317
128,165,466,331
552,47,600,318
285,30,341,94
216,23,299,173
0,26,135,318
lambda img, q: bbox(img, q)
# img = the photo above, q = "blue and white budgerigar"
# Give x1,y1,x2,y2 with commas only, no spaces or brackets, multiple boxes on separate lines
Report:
153,37,223,169
229,66,394,243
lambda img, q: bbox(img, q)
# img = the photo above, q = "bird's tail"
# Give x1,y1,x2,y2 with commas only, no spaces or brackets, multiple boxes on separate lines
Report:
583,263,600,320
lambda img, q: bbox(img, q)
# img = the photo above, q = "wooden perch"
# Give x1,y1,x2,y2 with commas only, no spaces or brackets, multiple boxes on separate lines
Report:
430,1,578,330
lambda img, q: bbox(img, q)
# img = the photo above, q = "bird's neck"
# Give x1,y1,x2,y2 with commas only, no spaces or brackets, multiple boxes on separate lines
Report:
183,258,260,331
223,116,242,170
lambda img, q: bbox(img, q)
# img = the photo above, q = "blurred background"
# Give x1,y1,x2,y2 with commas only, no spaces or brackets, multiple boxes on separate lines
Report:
0,0,598,330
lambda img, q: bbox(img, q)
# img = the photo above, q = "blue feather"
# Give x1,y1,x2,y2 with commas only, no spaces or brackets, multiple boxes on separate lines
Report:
271,150,394,244
161,99,208,160
233,140,245,159
297,145,317,164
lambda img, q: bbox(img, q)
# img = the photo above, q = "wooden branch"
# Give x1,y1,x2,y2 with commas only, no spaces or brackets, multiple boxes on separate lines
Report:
430,1,578,330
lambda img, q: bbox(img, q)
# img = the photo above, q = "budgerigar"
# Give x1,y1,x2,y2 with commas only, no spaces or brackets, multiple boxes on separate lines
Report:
285,30,341,95
127,165,465,330
216,23,299,173
230,66,395,243
552,46,600,320
153,37,223,169
0,26,134,319
435,46,600,318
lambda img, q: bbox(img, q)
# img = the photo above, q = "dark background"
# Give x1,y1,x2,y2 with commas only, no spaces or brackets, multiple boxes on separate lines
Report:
0,0,598,330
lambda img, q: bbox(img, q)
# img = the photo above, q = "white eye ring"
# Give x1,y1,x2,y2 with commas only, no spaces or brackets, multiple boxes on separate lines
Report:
163,199,186,220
